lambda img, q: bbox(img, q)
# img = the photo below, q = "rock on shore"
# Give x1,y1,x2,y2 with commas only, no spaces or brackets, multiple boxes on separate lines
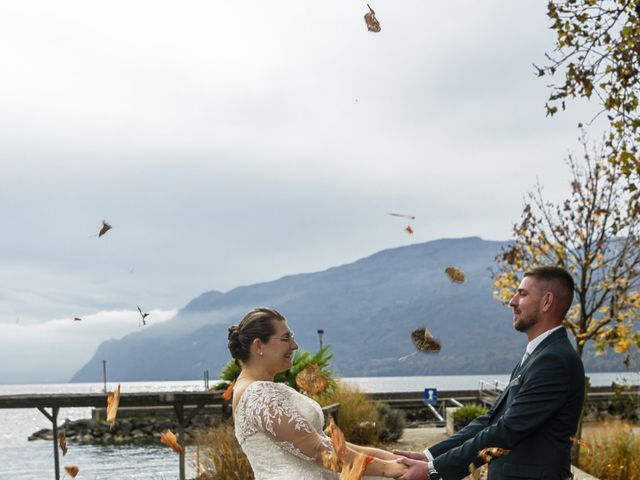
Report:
28,415,218,445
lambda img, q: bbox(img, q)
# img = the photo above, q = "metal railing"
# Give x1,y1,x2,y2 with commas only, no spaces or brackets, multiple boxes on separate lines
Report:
478,379,508,407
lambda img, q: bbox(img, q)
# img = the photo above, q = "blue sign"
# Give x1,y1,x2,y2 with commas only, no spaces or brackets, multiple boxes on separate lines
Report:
423,388,438,405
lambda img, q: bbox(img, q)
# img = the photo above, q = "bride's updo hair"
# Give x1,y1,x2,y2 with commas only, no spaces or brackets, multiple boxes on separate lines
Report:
227,308,286,366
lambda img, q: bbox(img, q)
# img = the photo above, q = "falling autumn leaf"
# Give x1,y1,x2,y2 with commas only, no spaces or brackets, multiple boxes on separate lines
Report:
322,449,341,473
137,306,150,326
161,429,184,454
340,453,374,480
322,415,349,473
404,225,414,235
58,431,68,456
324,416,347,461
106,384,121,429
444,266,465,283
64,465,79,478
98,220,112,237
411,327,441,353
222,380,235,401
477,447,510,463
387,212,415,220
570,436,593,455
296,364,329,394
364,4,381,32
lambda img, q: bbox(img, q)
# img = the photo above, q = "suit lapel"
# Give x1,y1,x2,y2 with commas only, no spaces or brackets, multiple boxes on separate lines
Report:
520,328,568,370
489,328,568,419
489,361,521,416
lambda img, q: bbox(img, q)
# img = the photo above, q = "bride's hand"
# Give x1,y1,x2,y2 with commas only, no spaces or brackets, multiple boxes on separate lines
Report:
383,460,408,478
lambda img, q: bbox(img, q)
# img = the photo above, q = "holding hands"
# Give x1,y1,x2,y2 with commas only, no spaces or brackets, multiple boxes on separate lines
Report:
393,450,432,480
381,459,409,478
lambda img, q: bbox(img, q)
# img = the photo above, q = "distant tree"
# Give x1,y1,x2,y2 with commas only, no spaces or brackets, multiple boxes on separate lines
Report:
536,0,640,189
492,138,640,366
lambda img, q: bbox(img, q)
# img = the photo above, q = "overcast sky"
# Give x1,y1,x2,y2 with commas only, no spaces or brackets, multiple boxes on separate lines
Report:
0,1,605,383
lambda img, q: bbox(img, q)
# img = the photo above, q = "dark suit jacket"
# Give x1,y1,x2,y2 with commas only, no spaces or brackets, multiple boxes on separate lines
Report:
430,328,584,480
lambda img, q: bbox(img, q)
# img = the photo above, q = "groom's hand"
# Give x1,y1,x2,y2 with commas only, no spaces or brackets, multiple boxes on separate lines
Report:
396,457,430,480
393,449,427,461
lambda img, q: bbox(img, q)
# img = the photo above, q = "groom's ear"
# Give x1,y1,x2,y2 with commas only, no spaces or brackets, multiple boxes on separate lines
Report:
542,291,554,312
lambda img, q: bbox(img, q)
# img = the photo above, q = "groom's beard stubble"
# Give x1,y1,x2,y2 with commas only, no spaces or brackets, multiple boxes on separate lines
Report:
512,308,538,333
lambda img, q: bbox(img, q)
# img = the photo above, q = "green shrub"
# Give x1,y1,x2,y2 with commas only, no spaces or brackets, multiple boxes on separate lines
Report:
452,403,488,423
376,402,405,443
452,403,488,431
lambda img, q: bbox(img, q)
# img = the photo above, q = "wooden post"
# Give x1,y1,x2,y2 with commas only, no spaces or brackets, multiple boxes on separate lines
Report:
102,360,107,393
37,406,60,480
174,402,186,480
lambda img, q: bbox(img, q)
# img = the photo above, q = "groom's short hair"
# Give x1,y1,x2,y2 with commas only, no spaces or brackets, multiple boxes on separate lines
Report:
524,266,574,319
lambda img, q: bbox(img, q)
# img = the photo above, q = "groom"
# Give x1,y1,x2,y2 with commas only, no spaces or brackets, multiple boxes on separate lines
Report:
396,266,585,480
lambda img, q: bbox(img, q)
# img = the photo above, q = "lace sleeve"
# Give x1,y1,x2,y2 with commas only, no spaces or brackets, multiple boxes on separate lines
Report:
243,382,333,463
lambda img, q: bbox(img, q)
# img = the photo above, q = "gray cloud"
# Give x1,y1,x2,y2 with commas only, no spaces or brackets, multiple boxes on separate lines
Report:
0,0,606,337
0,309,176,384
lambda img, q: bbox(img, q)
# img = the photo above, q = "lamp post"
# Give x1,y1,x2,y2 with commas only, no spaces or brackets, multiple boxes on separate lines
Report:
317,329,325,350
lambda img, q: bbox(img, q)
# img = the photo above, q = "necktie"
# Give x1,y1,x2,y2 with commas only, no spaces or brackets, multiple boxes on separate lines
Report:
520,350,530,366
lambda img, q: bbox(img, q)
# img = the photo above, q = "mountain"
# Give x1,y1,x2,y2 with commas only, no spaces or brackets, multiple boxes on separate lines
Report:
70,237,629,382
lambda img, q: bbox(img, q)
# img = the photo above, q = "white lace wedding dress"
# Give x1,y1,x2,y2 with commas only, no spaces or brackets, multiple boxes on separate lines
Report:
234,380,338,480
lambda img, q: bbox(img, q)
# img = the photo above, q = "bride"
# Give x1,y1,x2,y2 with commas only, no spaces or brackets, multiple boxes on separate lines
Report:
227,308,408,479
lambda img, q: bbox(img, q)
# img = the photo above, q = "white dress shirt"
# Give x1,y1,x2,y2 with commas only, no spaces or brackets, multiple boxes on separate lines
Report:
521,325,563,364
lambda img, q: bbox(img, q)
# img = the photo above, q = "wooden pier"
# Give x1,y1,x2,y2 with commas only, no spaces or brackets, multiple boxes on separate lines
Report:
0,391,340,480
0,391,226,480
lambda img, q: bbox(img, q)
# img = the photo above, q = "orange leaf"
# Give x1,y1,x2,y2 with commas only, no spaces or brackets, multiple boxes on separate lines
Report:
444,266,465,283
570,436,593,455
222,379,235,401
160,429,184,454
296,364,329,394
324,415,348,463
477,447,510,463
106,384,121,429
58,431,68,456
64,465,79,478
340,453,374,480
321,450,341,473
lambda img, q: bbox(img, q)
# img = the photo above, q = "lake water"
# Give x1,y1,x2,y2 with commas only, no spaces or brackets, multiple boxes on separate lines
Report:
1,372,638,479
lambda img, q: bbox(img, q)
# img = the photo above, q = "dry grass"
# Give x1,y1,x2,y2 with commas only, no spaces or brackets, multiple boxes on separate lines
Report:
315,381,382,445
192,421,254,480
578,421,640,480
